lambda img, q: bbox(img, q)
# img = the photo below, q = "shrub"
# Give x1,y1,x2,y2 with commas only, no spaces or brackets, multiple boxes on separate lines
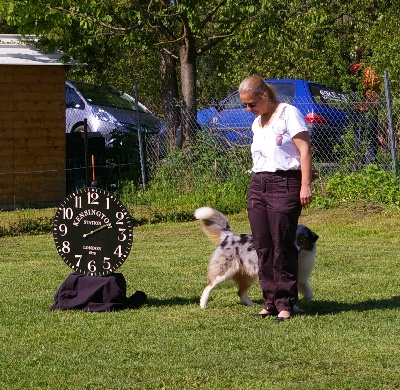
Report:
312,164,400,208
118,138,252,222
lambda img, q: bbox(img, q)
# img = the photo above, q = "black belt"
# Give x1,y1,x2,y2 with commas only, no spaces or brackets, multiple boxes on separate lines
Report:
253,170,301,177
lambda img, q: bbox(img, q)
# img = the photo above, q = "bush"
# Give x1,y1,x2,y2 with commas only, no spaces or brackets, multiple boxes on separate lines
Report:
0,211,53,237
312,164,400,208
118,137,252,222
2,141,400,236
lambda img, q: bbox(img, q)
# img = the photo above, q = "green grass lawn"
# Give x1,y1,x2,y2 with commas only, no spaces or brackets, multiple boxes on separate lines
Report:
1,207,400,389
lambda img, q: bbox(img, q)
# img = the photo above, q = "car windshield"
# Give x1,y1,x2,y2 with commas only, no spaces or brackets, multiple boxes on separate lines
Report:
71,82,147,113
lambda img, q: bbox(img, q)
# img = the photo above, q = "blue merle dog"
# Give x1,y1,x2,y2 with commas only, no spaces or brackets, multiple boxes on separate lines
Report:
195,207,318,309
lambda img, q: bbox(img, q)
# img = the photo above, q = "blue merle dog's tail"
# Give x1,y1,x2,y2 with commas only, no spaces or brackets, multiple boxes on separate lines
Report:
194,207,232,245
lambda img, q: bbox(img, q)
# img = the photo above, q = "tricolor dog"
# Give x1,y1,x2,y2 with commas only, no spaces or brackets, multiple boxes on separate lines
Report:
195,207,318,309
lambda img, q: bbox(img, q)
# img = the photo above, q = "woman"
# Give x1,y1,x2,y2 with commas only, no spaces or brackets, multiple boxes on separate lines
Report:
239,75,313,322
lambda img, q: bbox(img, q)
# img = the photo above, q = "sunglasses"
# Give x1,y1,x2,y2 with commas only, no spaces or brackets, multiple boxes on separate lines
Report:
242,102,258,108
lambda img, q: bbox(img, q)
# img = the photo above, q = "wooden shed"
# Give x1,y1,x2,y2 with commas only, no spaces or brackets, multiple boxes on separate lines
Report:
0,34,80,210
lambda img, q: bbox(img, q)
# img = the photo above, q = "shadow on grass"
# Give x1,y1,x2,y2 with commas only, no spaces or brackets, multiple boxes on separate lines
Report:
303,295,400,316
146,296,200,307
142,295,400,313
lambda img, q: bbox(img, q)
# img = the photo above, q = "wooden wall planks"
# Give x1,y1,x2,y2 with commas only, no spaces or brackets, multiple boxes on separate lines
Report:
0,65,66,209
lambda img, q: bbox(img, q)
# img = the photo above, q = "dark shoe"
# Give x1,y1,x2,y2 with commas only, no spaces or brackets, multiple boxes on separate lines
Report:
275,309,292,323
251,313,272,318
251,308,277,318
275,315,291,323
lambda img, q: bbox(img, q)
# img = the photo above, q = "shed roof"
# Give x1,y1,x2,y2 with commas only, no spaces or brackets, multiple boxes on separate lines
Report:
0,34,82,65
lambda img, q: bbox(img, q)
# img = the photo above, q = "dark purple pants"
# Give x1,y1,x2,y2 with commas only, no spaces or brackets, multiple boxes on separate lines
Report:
247,171,302,312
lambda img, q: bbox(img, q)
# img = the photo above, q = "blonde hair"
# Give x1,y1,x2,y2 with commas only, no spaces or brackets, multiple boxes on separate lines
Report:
238,75,279,103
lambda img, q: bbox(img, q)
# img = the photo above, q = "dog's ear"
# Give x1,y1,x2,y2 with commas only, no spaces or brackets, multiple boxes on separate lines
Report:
309,230,319,243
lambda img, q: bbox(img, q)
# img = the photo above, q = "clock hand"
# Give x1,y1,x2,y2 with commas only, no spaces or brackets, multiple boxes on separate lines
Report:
83,224,110,238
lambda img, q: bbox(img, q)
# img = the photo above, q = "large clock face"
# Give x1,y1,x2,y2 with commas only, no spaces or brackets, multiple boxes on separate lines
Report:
53,187,133,276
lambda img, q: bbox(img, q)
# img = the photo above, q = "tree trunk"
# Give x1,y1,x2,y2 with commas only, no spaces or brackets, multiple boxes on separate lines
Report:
160,49,181,149
179,35,200,145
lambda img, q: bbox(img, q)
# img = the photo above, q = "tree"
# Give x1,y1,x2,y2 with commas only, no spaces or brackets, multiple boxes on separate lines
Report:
0,0,278,148
2,0,399,148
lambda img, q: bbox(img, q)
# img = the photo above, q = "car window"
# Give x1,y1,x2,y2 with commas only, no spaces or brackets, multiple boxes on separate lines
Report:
66,86,85,109
221,93,243,109
122,93,151,114
309,85,349,108
71,82,146,113
271,83,295,104
221,82,296,109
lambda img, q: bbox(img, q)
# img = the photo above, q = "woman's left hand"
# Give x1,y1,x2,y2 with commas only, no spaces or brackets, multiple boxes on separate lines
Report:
300,184,312,206
293,131,314,206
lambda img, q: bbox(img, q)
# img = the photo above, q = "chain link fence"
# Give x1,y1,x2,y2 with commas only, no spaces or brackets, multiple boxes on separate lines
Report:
43,89,400,180
64,80,165,190
1,79,399,212
149,87,398,184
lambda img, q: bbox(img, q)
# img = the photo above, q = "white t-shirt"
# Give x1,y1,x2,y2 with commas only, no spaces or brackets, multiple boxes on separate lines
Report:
250,103,308,172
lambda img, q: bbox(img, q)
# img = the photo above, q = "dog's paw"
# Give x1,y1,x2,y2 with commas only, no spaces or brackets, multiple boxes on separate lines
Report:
299,296,313,305
199,298,208,309
240,297,257,306
292,305,305,314
247,301,258,306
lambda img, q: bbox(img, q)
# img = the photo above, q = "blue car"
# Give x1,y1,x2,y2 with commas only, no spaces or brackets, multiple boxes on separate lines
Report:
197,79,353,158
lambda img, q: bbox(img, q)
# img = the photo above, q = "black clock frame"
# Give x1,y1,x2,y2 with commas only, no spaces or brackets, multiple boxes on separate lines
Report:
53,187,133,276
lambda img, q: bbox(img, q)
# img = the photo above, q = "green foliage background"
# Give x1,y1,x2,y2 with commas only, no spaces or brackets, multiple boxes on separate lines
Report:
0,0,399,112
